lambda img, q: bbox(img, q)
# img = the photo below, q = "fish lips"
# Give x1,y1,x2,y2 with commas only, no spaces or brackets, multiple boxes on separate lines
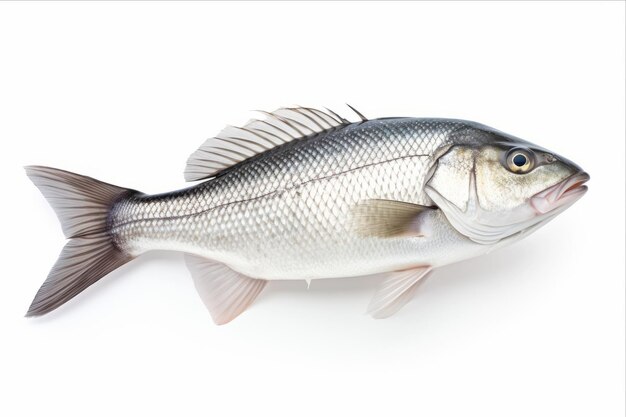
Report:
531,172,590,215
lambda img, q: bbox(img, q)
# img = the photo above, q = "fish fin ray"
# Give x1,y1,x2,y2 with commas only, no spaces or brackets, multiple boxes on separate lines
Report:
367,266,432,319
185,254,267,325
184,106,353,182
351,199,437,238
25,165,137,238
346,103,368,122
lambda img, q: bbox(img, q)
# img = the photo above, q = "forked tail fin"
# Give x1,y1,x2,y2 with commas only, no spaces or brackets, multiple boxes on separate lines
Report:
25,166,138,317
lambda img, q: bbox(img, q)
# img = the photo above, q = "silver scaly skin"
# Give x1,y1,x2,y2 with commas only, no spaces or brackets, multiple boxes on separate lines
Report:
25,107,589,324
111,118,480,279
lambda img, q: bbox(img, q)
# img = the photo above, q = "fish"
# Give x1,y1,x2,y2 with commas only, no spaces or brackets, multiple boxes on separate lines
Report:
25,106,589,324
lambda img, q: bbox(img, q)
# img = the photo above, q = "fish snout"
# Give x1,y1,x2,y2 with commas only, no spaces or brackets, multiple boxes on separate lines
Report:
530,172,590,214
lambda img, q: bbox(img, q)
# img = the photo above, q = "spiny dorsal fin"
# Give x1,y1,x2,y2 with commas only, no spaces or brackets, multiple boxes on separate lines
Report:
184,106,352,182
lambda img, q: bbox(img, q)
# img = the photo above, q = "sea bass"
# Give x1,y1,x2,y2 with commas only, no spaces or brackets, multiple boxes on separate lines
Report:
25,106,589,324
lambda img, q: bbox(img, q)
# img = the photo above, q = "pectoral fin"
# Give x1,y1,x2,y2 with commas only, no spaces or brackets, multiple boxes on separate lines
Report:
367,266,433,319
352,199,437,238
185,255,267,325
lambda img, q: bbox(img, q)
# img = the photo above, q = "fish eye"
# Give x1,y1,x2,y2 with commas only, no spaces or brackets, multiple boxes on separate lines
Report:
506,148,534,173
513,154,527,166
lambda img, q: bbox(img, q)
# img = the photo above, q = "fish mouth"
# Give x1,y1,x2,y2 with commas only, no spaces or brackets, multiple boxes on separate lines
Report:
531,172,590,214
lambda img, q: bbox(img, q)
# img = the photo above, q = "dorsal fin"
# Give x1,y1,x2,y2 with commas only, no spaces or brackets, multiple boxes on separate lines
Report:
184,106,352,182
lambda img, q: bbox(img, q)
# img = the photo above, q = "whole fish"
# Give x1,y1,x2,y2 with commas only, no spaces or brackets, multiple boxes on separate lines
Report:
26,106,589,324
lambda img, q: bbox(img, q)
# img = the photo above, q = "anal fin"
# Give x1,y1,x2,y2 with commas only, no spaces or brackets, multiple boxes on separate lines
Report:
185,255,267,325
367,266,432,319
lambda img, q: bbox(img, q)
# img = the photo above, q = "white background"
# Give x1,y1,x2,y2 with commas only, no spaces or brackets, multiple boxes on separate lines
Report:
0,2,623,416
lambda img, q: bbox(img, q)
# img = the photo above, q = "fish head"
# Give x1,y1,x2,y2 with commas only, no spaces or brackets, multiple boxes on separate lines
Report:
425,123,589,245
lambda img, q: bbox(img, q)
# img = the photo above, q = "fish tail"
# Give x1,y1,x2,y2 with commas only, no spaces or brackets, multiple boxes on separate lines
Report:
24,166,138,317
